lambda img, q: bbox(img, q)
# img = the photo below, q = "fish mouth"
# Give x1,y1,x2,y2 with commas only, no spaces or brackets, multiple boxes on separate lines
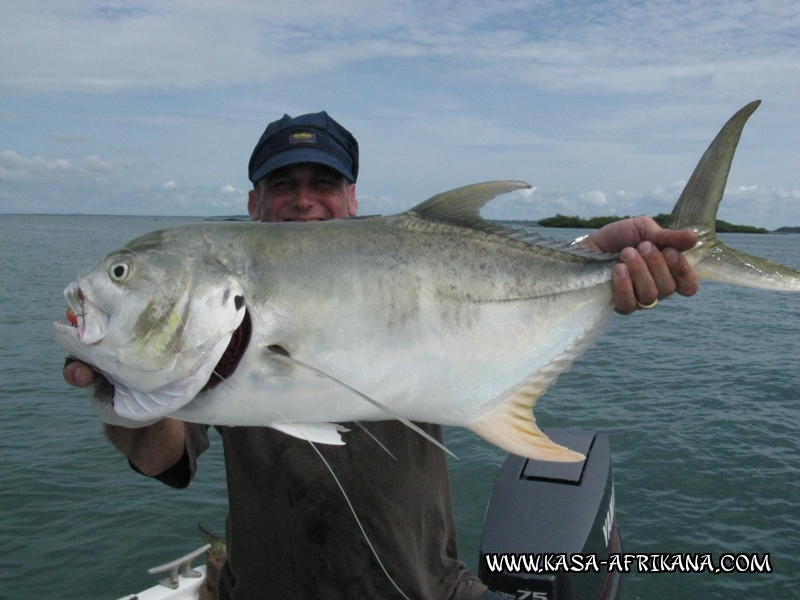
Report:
201,308,251,391
60,282,108,345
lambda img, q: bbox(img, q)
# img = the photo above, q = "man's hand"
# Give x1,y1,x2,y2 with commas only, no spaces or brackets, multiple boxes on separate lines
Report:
583,216,700,314
63,359,186,476
63,360,95,387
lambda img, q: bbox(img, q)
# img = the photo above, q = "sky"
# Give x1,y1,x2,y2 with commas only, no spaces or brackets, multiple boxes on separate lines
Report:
1,1,799,228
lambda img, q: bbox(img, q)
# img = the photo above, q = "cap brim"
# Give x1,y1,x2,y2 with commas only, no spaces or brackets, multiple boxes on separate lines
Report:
251,148,355,184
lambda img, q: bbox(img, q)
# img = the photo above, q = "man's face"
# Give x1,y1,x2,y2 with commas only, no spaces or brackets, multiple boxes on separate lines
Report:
248,163,357,223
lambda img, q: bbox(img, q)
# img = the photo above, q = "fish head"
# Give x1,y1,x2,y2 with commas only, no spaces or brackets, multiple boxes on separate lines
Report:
53,240,247,420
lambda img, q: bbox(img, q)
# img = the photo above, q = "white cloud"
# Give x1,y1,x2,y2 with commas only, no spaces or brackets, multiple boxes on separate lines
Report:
582,190,608,207
2,0,798,98
0,150,117,181
718,184,800,227
162,180,177,189
0,2,797,227
0,150,70,180
80,155,113,173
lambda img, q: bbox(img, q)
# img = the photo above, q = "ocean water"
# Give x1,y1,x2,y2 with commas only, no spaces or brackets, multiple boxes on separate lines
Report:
1,214,798,599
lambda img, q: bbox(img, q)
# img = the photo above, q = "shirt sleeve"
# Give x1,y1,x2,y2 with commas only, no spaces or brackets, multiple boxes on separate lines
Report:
66,358,212,489
146,422,210,489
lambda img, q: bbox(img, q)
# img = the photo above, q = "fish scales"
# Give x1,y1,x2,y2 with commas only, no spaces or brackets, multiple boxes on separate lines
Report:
182,216,612,425
54,101,800,461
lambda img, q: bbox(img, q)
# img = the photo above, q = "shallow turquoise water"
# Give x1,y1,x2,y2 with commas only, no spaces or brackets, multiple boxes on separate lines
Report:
2,215,798,598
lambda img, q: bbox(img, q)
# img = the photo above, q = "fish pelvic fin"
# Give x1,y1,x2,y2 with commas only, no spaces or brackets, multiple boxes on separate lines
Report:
271,422,346,445
469,381,584,463
267,350,457,458
669,100,800,291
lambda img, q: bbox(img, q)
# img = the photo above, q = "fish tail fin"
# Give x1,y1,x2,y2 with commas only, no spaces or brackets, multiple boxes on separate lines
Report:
469,383,585,463
670,100,800,291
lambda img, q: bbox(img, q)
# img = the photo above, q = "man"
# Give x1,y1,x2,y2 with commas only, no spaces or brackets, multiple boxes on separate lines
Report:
65,111,698,598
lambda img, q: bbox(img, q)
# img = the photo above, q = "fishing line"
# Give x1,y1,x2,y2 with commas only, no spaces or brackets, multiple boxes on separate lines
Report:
237,392,411,599
267,351,457,459
124,350,407,594
353,422,397,460
303,437,411,600
204,365,408,598
96,249,422,596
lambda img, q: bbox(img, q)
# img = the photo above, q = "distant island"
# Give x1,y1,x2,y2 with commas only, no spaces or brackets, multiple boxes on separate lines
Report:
537,213,778,234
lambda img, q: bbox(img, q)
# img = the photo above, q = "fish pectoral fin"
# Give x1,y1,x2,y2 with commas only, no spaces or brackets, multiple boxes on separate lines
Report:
270,422,346,445
469,383,585,463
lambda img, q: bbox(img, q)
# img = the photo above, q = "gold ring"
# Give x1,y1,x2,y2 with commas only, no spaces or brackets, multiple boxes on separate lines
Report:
636,298,659,310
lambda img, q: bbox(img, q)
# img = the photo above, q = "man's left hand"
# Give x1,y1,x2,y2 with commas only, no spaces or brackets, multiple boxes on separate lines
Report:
583,216,700,314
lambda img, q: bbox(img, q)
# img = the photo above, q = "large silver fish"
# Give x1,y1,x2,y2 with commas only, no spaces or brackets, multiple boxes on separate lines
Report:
53,101,800,462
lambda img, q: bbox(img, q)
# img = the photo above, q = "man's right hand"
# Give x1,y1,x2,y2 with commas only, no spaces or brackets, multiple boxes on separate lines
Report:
63,359,187,477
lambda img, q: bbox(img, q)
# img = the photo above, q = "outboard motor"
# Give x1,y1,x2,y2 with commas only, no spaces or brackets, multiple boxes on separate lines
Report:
479,429,622,600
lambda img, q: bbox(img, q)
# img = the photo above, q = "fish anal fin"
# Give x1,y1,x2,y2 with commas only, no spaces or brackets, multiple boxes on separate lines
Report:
469,383,585,463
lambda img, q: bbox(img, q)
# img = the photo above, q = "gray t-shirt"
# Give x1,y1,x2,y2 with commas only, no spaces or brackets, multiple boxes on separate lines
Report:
161,421,487,600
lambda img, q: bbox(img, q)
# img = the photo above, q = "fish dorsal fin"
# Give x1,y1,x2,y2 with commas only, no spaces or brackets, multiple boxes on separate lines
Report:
409,181,531,228
407,181,619,262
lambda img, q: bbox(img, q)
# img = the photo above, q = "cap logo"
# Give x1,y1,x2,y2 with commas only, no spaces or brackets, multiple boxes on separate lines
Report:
289,131,316,144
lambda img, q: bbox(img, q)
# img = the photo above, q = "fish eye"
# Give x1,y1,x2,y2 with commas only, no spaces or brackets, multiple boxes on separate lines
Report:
109,262,130,282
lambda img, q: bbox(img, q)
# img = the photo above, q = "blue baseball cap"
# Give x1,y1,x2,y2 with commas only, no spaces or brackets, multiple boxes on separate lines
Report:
248,111,359,184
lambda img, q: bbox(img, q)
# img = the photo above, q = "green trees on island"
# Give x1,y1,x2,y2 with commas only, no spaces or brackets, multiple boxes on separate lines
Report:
537,213,770,233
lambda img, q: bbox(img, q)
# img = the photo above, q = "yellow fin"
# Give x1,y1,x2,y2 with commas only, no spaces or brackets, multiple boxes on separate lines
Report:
469,381,585,462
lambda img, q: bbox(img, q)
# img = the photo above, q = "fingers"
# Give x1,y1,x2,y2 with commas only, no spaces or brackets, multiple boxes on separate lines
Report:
64,360,95,388
663,247,700,297
612,242,700,314
651,228,699,253
630,242,674,300
611,263,638,315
